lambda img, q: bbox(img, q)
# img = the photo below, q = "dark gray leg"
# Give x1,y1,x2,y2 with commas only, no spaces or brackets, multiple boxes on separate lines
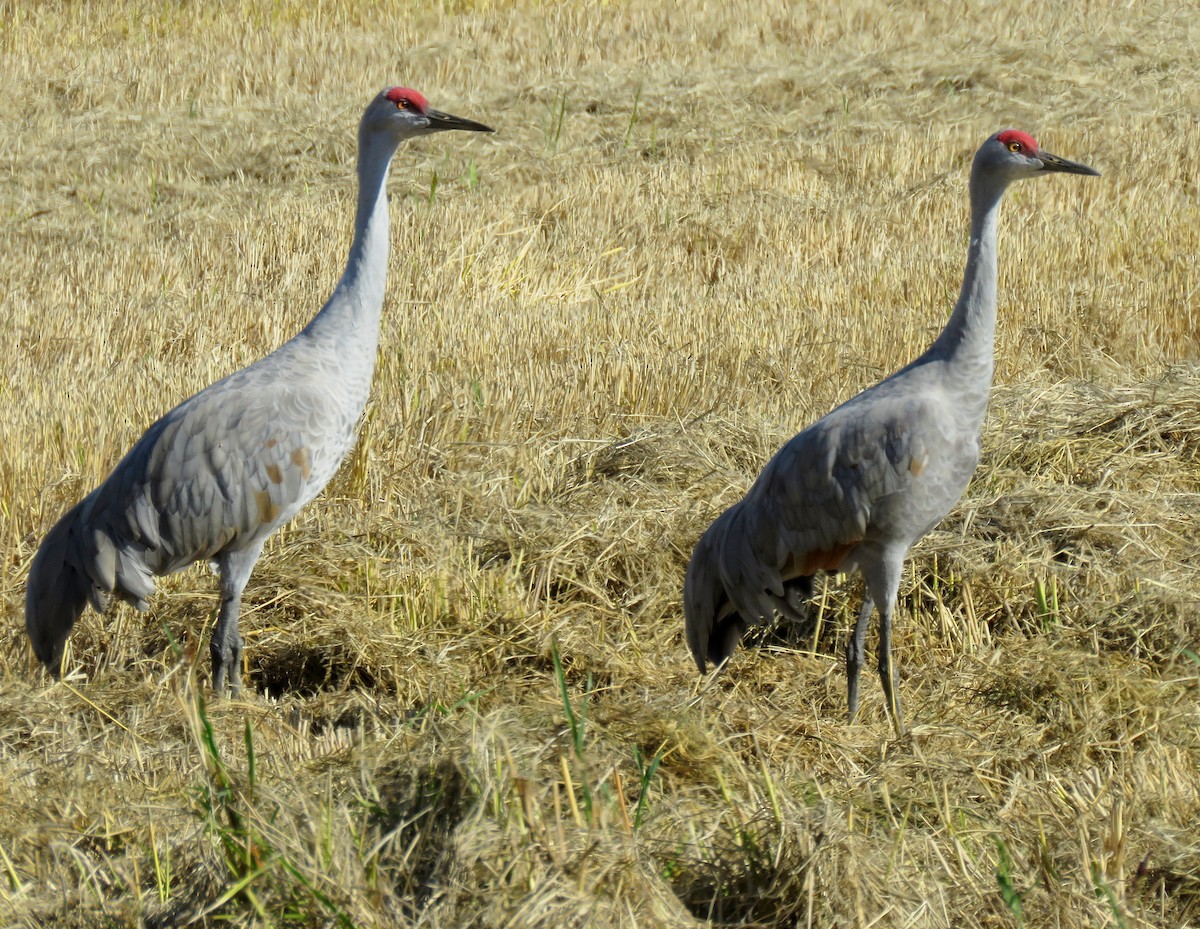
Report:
866,552,907,736
211,544,263,695
845,594,874,722
877,603,906,736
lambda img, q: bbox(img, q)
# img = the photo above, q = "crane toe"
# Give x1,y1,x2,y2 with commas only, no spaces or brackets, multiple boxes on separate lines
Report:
210,630,243,695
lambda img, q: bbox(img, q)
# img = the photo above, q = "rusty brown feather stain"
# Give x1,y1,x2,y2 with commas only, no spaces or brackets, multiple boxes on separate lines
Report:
291,447,312,480
254,489,281,524
264,438,278,449
265,464,283,484
784,539,861,577
910,455,927,476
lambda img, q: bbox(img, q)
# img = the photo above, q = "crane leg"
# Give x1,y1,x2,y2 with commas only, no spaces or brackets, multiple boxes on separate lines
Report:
211,544,263,695
877,605,906,736
866,553,906,736
845,594,874,723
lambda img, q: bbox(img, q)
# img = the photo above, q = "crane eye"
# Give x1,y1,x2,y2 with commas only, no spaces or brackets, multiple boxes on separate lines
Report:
394,98,409,110
1007,141,1022,153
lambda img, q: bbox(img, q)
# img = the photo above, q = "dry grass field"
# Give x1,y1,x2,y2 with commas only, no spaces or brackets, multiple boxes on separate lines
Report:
1,0,1198,926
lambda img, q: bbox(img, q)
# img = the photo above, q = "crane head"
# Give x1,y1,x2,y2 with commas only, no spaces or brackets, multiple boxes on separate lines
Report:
361,86,494,140
979,129,1099,180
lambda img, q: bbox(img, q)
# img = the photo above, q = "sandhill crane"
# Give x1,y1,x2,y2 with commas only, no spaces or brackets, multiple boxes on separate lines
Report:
684,130,1098,734
25,87,493,693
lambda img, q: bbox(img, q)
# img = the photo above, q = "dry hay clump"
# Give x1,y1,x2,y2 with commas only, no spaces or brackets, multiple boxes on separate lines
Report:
935,365,1200,665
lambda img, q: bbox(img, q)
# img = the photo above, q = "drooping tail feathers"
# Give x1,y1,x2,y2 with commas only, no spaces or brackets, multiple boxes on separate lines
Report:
25,495,156,675
684,503,817,673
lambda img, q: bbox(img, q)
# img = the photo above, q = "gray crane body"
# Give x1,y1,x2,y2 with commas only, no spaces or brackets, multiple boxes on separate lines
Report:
684,131,1098,733
25,89,493,692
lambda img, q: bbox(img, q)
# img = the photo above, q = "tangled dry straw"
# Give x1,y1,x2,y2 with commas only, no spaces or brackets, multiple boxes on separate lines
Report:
0,0,1198,926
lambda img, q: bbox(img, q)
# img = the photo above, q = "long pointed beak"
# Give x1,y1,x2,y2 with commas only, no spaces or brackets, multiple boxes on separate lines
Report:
425,108,494,134
1038,150,1100,176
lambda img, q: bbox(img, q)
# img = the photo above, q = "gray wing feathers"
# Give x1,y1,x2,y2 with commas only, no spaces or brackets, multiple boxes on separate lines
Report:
25,369,340,672
684,500,811,671
683,514,732,671
25,500,93,670
684,392,936,671
24,493,158,673
138,382,332,571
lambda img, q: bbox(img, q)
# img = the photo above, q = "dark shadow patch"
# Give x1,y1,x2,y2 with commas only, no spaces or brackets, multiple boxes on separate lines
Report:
667,809,820,925
368,758,476,913
971,668,1063,724
251,644,378,699
470,536,516,570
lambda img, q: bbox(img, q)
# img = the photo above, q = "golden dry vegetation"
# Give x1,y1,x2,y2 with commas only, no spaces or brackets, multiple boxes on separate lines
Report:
1,1,1198,926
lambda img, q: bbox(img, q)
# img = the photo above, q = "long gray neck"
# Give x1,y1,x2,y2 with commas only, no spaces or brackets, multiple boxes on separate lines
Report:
301,125,398,346
921,167,1008,395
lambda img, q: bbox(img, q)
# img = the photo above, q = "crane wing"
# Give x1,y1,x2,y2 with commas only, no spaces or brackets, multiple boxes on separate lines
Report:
684,389,943,671
25,335,364,672
77,369,347,595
